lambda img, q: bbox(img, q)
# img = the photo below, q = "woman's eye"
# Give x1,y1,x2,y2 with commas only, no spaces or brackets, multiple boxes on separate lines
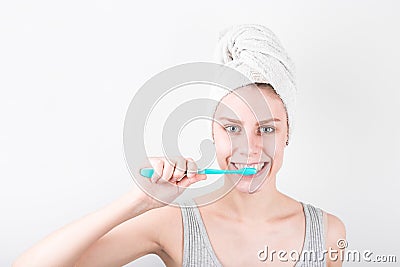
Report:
225,125,241,133
259,126,275,133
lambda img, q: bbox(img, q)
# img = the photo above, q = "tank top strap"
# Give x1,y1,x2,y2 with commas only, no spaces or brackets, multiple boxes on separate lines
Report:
178,199,222,267
296,202,327,267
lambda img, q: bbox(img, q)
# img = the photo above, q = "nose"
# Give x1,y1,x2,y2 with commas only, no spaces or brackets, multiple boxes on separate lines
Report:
239,130,263,157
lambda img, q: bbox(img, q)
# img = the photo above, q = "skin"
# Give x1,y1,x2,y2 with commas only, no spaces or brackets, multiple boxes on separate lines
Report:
13,83,346,267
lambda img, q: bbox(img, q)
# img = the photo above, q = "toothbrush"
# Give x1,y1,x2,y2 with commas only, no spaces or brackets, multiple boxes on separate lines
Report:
139,167,257,178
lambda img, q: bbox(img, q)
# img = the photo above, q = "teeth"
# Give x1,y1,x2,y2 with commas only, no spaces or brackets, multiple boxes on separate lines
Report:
233,162,265,172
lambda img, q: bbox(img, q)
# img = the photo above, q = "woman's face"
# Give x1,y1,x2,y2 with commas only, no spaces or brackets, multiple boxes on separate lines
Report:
212,84,288,193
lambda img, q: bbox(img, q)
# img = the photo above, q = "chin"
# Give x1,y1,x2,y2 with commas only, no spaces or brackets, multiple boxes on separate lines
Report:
223,171,269,194
234,183,262,194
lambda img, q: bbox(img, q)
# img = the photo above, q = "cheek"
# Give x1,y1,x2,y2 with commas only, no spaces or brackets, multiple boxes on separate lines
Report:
213,124,230,144
264,131,286,158
213,125,232,159
268,139,286,173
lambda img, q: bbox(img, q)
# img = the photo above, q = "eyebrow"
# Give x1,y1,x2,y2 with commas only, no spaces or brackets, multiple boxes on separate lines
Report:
217,117,281,124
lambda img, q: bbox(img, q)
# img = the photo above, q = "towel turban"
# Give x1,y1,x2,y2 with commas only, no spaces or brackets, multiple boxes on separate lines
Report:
208,24,297,145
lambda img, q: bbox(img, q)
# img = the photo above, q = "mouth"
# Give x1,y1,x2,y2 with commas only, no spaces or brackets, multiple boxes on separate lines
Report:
230,161,270,178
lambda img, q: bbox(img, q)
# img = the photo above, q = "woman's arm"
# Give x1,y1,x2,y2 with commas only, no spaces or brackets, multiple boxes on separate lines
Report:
13,156,206,267
12,189,157,267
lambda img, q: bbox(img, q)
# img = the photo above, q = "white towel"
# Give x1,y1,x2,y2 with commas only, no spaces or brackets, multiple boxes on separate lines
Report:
209,24,297,145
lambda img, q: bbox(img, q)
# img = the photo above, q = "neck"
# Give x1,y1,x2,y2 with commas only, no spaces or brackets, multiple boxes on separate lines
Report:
215,176,288,222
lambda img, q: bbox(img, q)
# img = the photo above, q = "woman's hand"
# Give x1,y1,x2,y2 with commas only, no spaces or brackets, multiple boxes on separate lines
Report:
136,156,207,209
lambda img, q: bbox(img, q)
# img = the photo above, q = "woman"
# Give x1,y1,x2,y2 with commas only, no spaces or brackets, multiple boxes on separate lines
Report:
13,25,346,267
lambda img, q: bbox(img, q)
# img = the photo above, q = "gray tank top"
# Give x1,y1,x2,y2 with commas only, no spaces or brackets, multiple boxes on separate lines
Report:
179,199,326,267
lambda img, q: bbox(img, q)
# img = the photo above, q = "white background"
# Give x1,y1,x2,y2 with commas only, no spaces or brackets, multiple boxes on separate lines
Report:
1,0,399,266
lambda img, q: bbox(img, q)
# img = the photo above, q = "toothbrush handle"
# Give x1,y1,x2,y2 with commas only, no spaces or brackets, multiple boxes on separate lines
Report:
139,168,208,178
140,168,242,178
198,169,224,175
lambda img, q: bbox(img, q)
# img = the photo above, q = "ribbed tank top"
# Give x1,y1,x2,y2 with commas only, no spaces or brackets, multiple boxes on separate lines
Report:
178,199,326,267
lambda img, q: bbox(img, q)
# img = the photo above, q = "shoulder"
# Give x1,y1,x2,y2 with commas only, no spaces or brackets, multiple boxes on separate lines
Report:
148,202,184,245
149,203,185,266
324,211,346,246
322,210,346,266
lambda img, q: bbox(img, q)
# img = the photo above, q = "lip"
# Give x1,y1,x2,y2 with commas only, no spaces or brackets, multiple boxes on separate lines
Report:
230,161,270,179
232,161,266,165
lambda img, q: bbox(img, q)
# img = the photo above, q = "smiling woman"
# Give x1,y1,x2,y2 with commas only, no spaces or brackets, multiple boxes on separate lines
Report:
174,80,343,266
13,24,346,267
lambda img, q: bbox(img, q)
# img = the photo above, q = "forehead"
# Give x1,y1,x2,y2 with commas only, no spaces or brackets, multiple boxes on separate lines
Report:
215,84,286,121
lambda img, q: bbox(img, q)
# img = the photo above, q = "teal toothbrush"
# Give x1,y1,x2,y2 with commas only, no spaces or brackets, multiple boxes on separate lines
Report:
140,167,257,178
